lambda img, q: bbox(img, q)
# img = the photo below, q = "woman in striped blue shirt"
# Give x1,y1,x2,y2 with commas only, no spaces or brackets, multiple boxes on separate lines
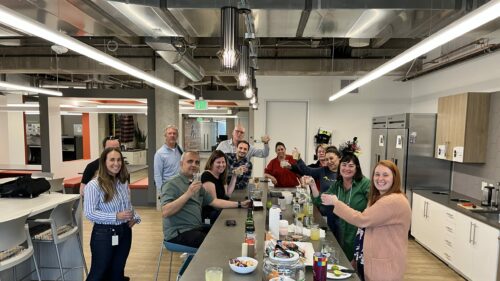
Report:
84,147,141,281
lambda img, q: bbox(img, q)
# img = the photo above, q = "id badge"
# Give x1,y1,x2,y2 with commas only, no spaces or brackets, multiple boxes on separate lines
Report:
112,234,119,246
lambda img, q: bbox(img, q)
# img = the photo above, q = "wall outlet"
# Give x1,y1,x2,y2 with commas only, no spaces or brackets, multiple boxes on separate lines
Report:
481,181,488,190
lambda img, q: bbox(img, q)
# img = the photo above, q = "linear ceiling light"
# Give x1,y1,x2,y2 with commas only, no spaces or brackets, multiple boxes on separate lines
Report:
188,114,238,119
0,5,195,100
329,0,500,102
7,103,39,107
217,7,239,71
0,81,62,96
96,105,147,109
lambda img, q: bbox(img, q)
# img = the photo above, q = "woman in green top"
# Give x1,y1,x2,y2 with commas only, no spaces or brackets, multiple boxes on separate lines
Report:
309,153,370,260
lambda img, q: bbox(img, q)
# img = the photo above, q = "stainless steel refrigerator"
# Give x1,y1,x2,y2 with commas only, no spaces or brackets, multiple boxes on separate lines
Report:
371,113,452,203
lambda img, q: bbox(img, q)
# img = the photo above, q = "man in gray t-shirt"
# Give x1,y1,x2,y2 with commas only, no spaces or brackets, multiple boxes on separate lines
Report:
161,151,249,248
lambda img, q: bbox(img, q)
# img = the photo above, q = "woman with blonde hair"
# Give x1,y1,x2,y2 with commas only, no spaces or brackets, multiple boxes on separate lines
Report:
321,160,411,281
84,147,141,281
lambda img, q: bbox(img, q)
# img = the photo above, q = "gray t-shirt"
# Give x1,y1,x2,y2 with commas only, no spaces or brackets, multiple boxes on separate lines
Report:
161,174,213,241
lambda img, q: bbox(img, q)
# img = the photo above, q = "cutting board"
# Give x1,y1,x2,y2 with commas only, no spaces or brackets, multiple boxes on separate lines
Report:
457,203,483,210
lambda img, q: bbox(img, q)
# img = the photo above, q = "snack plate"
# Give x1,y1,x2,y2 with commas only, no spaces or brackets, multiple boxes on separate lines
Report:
327,264,352,280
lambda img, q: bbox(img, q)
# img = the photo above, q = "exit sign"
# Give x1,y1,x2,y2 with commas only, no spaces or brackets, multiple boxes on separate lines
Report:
194,100,208,110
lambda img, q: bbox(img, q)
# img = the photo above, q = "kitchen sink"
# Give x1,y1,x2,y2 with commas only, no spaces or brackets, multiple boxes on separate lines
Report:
432,191,449,195
470,208,500,214
450,198,471,202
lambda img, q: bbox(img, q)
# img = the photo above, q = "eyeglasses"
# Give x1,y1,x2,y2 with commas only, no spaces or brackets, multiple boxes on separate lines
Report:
234,130,245,135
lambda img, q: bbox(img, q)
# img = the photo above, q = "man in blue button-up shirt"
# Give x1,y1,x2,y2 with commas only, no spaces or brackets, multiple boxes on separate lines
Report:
154,125,183,191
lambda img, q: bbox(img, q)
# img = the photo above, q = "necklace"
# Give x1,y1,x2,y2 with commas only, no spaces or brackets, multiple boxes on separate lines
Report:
347,187,353,206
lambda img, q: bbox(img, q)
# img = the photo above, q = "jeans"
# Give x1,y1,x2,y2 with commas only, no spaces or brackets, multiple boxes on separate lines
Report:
167,226,211,248
87,223,132,281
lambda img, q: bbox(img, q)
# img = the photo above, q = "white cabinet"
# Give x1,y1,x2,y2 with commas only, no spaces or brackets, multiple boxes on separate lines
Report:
411,193,444,256
122,150,147,165
454,211,499,281
412,192,500,281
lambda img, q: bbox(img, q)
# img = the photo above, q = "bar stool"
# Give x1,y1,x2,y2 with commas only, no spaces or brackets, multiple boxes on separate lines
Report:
28,199,88,281
154,240,197,281
47,178,65,194
0,212,41,281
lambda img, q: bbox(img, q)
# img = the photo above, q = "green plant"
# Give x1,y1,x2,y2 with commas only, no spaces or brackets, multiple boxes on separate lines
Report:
134,123,147,142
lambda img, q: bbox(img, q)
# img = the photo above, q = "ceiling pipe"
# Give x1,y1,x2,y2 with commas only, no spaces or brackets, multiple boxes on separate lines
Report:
146,37,205,82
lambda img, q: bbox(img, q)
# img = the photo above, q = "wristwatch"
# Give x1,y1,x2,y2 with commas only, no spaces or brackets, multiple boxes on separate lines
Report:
237,201,242,208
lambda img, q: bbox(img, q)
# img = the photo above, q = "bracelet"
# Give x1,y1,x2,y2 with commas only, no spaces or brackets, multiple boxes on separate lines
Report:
237,201,242,208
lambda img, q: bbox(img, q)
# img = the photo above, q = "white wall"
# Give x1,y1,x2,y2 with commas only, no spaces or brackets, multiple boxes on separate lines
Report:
408,48,500,198
48,98,99,179
1,94,26,165
410,50,500,113
252,76,412,176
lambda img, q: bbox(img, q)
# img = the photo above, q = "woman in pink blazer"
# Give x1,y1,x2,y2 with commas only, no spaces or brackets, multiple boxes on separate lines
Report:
321,160,411,281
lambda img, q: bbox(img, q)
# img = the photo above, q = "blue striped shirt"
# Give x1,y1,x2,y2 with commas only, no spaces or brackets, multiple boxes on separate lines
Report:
84,179,141,225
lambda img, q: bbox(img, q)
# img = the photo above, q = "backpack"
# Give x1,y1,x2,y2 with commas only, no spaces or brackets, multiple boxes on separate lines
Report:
0,175,51,198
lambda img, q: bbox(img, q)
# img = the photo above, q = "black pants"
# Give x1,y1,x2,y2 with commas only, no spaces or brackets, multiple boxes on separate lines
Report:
87,223,132,281
167,226,211,248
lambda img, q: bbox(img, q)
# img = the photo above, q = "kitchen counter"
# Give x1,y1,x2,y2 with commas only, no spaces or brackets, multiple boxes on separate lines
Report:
414,190,500,229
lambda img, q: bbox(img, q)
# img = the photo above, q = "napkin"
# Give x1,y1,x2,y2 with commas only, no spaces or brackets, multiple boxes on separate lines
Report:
288,224,326,238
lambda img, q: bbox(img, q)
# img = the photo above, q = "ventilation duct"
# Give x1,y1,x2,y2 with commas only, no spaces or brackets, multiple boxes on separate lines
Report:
146,38,205,82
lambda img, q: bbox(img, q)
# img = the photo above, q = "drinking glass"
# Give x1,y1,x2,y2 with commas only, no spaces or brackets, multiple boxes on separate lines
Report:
310,224,320,241
205,267,223,281
193,172,202,182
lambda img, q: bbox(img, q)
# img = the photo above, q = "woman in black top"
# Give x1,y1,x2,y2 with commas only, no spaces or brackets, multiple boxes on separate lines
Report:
201,150,238,223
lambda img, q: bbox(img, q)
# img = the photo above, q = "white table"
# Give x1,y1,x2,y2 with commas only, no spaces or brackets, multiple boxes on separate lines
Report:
0,177,16,184
0,193,79,221
0,193,83,281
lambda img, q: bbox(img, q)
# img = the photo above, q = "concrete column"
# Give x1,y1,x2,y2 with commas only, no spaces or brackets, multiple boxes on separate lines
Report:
154,58,179,150
152,58,179,207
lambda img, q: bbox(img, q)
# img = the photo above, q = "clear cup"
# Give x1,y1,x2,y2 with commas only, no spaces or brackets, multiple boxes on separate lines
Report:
280,160,290,168
205,267,223,281
193,172,202,182
310,224,320,241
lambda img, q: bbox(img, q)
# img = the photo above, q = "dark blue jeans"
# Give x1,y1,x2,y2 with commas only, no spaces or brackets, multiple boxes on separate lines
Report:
87,223,132,281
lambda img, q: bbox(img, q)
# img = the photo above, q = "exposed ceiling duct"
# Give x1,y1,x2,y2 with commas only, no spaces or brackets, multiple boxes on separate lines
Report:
146,37,205,82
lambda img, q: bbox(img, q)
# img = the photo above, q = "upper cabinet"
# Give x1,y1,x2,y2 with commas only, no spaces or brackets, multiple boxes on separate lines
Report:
435,92,490,163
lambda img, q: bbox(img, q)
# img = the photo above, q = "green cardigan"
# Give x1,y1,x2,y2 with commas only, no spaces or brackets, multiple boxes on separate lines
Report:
313,176,370,260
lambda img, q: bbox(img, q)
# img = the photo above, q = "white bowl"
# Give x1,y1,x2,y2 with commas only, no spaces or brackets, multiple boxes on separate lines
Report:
229,257,258,274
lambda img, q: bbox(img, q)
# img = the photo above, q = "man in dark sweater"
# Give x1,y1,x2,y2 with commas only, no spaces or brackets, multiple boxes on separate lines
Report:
79,136,121,195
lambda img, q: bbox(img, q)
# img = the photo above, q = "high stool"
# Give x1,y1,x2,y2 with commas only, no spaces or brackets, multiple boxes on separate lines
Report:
0,212,41,281
28,199,88,281
154,241,197,281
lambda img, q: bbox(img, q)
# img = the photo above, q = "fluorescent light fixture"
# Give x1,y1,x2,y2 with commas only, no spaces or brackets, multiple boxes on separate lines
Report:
42,85,87,89
180,106,218,110
188,114,238,119
329,0,500,102
0,5,195,100
96,105,147,109
0,81,62,96
24,111,40,115
7,103,39,107
61,111,82,116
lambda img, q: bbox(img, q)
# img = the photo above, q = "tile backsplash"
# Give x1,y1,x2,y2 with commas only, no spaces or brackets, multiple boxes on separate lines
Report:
452,92,500,200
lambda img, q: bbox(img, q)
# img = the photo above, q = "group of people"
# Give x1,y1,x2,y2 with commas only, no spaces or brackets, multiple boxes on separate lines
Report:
79,123,411,281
